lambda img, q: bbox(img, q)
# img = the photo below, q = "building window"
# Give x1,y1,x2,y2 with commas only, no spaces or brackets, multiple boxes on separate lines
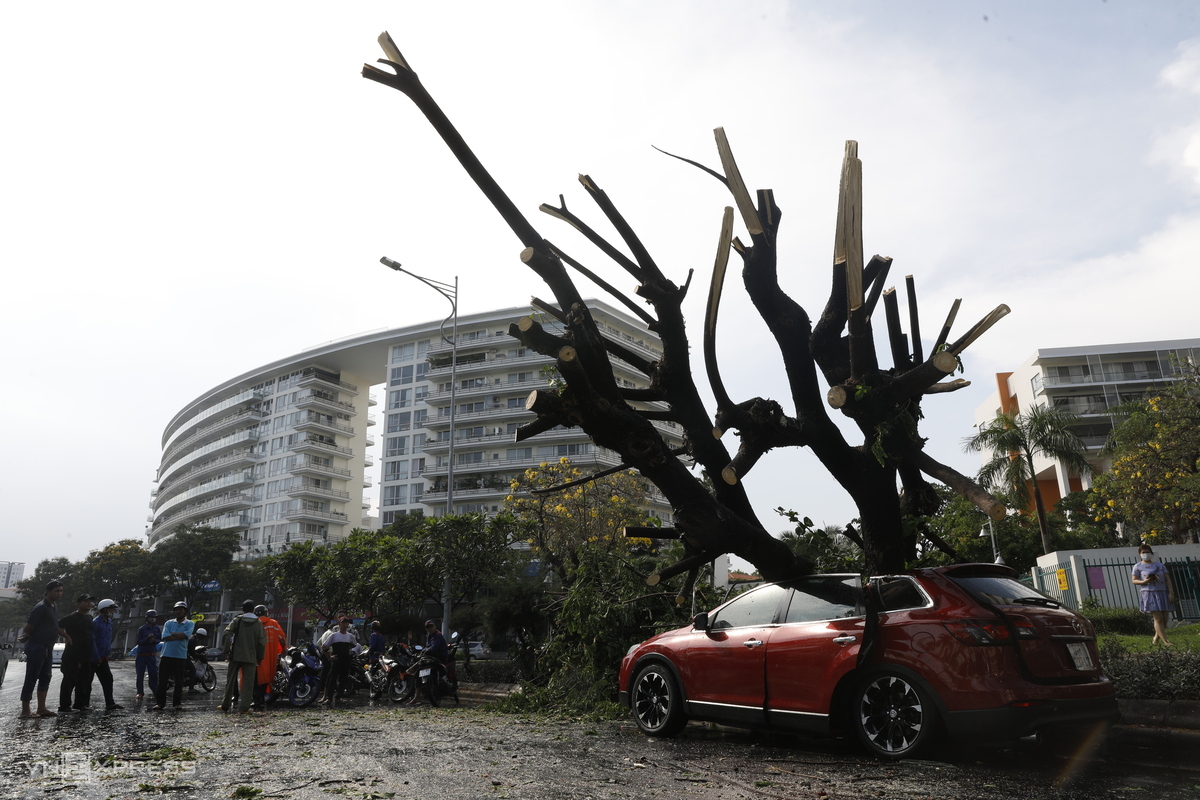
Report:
412,433,426,453
411,457,426,477
383,485,408,506
507,447,533,460
390,365,415,386
388,388,412,409
386,436,409,457
387,412,411,433
385,460,408,481
391,343,415,363
411,483,424,503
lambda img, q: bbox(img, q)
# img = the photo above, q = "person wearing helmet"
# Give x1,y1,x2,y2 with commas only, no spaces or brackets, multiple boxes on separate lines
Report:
154,601,194,711
91,599,122,710
58,594,96,713
219,600,265,713
134,610,161,700
253,604,286,710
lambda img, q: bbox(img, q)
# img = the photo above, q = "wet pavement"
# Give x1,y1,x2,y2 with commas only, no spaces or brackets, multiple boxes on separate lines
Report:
2,660,1200,799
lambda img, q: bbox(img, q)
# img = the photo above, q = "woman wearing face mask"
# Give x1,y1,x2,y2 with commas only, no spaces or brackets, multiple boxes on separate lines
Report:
1131,544,1175,646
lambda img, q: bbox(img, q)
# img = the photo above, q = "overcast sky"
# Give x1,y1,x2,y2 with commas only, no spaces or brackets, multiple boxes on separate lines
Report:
4,1,1200,574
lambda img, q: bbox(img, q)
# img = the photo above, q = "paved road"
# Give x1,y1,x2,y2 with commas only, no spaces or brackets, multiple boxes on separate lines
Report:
2,660,1199,799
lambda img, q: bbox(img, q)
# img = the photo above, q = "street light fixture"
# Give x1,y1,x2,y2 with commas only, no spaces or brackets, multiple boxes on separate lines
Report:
979,518,1005,565
381,256,458,637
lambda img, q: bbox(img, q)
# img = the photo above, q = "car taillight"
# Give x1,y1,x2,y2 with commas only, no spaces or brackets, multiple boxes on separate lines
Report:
943,619,1014,646
1005,614,1041,639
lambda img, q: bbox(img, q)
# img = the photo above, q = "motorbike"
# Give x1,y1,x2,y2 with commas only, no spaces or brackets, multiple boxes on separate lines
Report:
281,642,325,708
164,645,217,693
369,642,415,702
410,632,460,707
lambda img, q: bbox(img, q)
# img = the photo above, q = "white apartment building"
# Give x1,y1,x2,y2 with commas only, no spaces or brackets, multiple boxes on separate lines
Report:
148,300,678,558
973,337,1200,509
379,303,680,524
0,561,24,589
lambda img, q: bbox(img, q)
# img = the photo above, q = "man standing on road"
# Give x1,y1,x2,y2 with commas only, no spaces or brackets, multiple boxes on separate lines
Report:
154,601,194,711
58,594,96,713
253,605,286,710
219,600,265,714
91,599,123,710
134,610,161,701
17,580,70,719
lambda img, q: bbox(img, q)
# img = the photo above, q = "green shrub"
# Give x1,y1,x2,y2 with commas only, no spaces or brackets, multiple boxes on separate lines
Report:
1098,637,1200,700
459,658,521,684
1078,604,1153,636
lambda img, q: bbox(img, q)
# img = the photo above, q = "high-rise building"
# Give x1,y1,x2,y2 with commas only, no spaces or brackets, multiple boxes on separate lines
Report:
0,561,24,589
973,337,1200,508
148,300,679,559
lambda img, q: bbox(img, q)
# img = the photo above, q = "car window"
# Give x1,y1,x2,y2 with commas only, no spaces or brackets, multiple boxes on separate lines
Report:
876,577,928,611
783,576,863,623
709,584,788,630
951,575,1049,605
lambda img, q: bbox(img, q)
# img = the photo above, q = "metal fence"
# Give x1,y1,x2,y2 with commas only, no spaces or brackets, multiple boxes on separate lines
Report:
1032,557,1200,620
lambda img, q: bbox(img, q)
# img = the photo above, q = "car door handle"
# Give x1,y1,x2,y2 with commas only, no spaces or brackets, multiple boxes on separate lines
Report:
742,639,764,649
832,635,857,645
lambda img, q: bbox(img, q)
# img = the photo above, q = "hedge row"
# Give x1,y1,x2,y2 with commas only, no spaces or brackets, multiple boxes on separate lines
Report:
1077,604,1154,636
1098,638,1200,701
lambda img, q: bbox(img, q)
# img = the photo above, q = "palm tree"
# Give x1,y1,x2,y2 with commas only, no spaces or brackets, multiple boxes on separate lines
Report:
963,406,1092,555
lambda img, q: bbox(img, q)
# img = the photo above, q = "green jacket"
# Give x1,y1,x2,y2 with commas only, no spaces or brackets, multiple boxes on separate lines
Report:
223,613,266,664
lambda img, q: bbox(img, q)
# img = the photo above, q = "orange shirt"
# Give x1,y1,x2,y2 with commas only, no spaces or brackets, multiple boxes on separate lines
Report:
257,616,287,686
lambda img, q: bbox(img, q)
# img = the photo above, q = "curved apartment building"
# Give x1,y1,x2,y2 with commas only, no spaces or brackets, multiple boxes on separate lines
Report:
148,300,679,558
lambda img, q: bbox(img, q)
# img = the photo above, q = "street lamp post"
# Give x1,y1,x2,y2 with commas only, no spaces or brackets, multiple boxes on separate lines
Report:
979,518,1005,565
381,257,457,638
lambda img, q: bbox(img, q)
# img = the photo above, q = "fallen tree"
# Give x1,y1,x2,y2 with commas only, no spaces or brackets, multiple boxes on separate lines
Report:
362,33,1007,583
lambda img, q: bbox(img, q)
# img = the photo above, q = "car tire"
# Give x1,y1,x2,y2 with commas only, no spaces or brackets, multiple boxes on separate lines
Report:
851,671,937,759
631,664,686,738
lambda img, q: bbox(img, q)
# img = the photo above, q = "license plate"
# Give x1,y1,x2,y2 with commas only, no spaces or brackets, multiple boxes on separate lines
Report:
419,668,431,677
1066,642,1094,670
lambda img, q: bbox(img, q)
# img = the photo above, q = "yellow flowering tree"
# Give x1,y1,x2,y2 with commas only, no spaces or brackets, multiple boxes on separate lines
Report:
1089,364,1200,544
505,457,658,587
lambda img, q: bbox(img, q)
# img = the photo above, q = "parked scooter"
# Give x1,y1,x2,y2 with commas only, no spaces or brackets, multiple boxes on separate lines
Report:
163,644,217,693
370,642,415,702
282,642,325,708
410,632,460,707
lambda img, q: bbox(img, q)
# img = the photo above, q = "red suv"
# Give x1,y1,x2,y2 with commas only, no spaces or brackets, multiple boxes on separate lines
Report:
619,564,1117,758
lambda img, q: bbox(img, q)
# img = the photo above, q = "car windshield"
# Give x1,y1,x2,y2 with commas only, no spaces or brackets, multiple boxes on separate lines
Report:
951,574,1057,606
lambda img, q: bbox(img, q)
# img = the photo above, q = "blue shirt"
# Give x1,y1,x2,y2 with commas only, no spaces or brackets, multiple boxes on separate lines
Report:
92,615,114,662
136,623,161,655
161,619,195,659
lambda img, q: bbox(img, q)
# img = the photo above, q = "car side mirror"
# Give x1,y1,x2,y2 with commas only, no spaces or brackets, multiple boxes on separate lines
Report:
692,612,709,631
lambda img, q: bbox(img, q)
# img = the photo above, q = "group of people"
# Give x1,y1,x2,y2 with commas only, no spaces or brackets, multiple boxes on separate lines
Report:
15,584,288,718
17,582,123,720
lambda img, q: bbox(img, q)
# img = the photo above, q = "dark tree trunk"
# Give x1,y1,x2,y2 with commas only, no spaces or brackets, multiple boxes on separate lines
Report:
363,38,1007,579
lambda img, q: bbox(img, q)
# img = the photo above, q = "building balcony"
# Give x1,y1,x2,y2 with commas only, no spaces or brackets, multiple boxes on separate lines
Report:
293,415,354,436
210,513,256,531
298,369,358,395
158,428,262,484
368,394,379,407
424,376,545,403
421,485,511,503
422,449,622,480
294,390,358,416
366,413,377,427
153,470,255,516
426,350,554,379
289,459,352,479
162,408,264,466
148,491,255,544
284,508,349,524
426,329,537,355
423,404,530,428
286,484,351,501
163,388,265,452
287,439,353,458
1033,366,1172,395
157,449,262,500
